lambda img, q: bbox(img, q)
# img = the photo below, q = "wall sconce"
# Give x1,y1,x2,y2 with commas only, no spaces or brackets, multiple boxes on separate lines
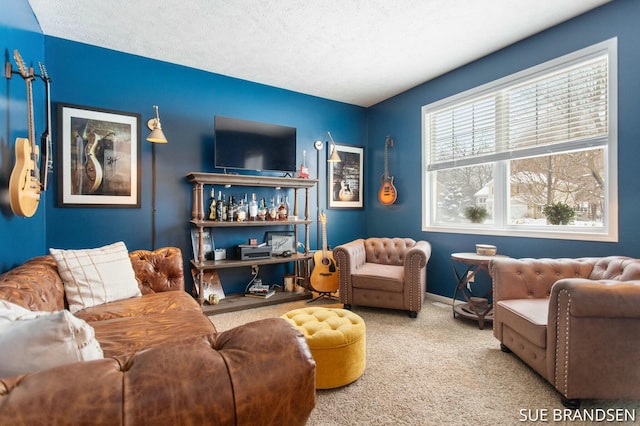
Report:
146,105,168,143
314,131,341,163
146,105,168,250
313,131,341,249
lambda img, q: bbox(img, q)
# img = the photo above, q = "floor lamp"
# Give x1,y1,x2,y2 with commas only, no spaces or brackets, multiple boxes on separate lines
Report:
146,105,168,250
313,132,341,250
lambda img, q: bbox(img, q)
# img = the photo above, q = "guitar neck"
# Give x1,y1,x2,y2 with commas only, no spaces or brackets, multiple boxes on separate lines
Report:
322,221,329,257
25,77,38,174
383,143,389,178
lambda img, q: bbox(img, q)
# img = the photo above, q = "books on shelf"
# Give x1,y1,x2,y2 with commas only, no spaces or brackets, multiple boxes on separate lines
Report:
245,290,276,299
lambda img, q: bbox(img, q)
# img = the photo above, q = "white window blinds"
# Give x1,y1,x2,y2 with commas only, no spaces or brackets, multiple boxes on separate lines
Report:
427,55,608,171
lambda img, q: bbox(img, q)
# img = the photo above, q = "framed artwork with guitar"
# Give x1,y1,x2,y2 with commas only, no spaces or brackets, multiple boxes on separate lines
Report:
327,144,364,209
58,104,141,207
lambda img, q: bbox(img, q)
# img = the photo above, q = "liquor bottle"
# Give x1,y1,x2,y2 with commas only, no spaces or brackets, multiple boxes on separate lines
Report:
228,196,237,222
249,193,258,221
237,195,247,222
220,193,228,222
215,191,224,222
208,188,217,220
277,195,288,221
258,197,267,221
268,197,277,221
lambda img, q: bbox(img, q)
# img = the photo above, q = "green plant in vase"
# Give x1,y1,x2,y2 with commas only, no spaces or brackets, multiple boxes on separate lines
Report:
464,206,488,223
542,202,575,225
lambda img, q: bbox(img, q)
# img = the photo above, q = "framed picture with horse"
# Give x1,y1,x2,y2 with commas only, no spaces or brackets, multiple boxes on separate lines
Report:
327,144,364,209
57,103,141,207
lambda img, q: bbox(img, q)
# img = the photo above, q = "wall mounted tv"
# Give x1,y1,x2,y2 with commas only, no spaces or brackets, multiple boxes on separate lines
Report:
214,115,297,173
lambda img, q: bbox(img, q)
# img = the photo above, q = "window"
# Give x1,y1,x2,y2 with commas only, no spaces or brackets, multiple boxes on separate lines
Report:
422,38,617,241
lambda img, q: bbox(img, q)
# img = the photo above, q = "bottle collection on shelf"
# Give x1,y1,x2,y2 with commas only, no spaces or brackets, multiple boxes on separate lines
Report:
207,189,291,222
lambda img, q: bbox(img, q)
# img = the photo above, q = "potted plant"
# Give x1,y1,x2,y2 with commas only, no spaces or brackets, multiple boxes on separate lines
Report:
542,202,575,225
464,206,488,223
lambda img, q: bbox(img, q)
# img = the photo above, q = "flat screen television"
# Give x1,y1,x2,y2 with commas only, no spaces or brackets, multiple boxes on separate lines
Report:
214,115,297,173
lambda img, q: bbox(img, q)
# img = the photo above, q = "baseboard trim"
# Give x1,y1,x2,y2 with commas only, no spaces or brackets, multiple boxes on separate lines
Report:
426,292,464,306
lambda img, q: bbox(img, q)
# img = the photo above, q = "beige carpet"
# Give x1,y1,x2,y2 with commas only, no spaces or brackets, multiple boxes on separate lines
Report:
211,298,639,426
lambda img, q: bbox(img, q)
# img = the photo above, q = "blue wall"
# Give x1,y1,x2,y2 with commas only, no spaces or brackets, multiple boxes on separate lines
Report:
366,0,640,298
2,0,638,299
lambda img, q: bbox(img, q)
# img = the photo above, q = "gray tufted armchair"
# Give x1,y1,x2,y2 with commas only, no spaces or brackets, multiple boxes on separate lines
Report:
333,237,431,318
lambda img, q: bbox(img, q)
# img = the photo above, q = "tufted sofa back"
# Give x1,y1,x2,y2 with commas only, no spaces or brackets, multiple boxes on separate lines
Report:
490,255,640,302
587,256,640,281
0,247,185,312
364,237,417,266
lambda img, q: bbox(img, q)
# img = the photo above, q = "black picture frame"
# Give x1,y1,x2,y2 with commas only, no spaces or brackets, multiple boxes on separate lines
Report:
57,103,141,207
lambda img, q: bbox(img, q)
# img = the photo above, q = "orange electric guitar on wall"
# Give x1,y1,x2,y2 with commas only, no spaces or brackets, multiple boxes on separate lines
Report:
310,212,339,299
9,50,41,217
378,136,397,205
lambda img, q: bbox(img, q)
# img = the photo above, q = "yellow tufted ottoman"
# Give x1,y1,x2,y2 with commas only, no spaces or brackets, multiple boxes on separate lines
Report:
281,307,366,389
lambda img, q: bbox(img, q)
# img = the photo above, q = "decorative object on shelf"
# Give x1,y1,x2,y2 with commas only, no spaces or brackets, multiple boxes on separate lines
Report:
190,269,225,304
8,49,41,217
57,103,141,208
378,135,397,205
328,144,364,209
475,244,497,256
464,205,488,223
146,105,168,249
299,149,309,178
191,228,214,261
265,231,296,255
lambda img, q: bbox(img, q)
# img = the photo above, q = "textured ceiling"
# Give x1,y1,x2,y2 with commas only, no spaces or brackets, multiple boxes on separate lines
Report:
27,0,610,107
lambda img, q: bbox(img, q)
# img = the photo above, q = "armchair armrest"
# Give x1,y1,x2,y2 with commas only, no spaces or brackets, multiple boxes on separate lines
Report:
334,239,366,304
403,241,431,271
547,279,640,400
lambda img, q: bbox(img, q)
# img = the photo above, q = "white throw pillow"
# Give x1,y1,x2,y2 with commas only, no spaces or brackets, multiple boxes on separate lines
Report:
50,241,142,313
0,300,104,378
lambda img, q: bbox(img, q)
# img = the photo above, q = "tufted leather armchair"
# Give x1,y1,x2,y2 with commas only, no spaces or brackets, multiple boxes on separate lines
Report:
333,237,431,318
489,256,640,408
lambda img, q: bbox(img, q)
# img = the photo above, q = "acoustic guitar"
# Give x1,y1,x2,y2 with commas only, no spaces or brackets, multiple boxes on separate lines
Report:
38,62,53,191
310,212,339,293
9,50,41,217
378,136,397,205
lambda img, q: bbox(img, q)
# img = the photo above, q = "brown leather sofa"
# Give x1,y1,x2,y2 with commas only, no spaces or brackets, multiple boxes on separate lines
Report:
334,237,431,318
0,247,316,425
489,256,640,408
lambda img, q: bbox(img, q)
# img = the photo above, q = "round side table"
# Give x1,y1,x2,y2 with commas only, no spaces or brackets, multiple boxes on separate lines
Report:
451,252,508,329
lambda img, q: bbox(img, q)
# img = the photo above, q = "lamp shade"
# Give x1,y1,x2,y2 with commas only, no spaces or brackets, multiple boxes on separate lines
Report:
147,125,167,143
328,146,341,162
146,105,168,143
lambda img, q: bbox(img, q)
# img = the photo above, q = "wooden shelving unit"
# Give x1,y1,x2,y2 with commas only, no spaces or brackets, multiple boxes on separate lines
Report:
186,172,318,307
201,290,312,316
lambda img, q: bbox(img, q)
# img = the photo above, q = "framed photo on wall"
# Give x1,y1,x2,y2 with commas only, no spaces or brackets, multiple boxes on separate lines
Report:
328,144,364,209
57,103,141,207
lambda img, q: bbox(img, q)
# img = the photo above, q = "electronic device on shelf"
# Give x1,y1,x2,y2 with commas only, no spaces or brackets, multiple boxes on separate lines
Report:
214,115,297,173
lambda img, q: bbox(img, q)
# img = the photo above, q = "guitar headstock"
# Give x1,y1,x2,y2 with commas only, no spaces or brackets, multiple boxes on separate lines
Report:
38,61,52,82
319,211,327,225
13,50,32,81
385,136,394,147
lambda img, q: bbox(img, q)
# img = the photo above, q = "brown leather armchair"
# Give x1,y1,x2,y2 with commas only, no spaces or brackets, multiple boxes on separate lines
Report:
334,237,431,318
489,256,640,408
